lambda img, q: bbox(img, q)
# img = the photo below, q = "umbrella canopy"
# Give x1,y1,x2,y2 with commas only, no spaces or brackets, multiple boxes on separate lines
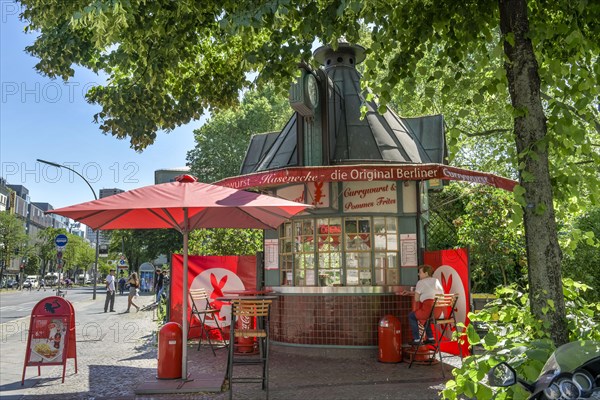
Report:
50,175,307,232
48,175,310,379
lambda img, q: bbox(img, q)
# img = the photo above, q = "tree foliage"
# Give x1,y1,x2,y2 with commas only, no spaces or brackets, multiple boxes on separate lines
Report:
0,212,28,282
35,227,95,278
18,0,600,344
562,208,600,302
61,232,95,276
109,229,182,272
35,227,62,276
187,84,291,183
188,229,263,256
443,279,600,399
455,185,527,292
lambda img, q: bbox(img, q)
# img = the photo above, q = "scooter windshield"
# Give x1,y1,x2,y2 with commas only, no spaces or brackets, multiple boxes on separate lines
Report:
539,341,600,377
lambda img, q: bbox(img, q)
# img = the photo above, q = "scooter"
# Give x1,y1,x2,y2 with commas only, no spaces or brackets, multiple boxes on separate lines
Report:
488,340,600,399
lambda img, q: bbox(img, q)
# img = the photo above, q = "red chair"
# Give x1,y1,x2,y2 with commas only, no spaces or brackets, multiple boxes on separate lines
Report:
409,293,462,377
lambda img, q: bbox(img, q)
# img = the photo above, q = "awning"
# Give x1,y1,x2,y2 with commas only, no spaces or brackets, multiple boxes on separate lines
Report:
215,164,517,192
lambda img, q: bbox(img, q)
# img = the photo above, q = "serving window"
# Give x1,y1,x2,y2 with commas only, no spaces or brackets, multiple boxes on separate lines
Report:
279,216,401,287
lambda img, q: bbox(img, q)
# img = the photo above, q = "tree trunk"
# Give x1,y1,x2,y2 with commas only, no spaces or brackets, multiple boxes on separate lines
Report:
498,0,567,345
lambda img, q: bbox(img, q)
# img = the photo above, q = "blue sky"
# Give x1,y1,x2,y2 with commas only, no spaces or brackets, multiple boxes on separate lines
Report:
0,2,203,209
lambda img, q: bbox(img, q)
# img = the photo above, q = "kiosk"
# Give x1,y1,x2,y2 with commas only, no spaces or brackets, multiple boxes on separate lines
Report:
216,43,516,349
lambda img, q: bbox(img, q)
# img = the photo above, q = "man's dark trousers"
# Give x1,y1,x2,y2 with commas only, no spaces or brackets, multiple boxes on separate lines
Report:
104,290,115,312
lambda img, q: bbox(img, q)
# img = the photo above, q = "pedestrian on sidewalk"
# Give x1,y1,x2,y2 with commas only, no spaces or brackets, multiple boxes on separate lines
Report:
154,269,164,303
104,269,116,313
118,272,127,295
125,272,140,313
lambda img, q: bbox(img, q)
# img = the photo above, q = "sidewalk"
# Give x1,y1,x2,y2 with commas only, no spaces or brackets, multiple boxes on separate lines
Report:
0,293,458,399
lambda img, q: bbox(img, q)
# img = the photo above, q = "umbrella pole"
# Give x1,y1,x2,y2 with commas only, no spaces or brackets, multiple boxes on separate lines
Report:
181,210,189,380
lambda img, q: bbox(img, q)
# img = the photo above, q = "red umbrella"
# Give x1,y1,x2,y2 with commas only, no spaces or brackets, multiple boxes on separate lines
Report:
48,174,310,378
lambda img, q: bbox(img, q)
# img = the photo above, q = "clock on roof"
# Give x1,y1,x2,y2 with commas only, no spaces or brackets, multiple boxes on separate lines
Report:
289,70,320,117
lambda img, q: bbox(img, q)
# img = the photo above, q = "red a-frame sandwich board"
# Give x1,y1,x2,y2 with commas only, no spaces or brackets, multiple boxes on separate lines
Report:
22,296,77,384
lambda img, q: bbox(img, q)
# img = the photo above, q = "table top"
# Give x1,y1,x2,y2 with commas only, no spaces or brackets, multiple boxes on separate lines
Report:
222,289,273,296
215,295,278,302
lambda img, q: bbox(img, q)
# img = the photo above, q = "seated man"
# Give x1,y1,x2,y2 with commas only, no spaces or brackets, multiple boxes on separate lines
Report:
408,264,443,346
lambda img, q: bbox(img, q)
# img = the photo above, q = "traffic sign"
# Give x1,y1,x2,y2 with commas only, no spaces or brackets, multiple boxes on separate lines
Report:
98,244,108,257
55,234,68,247
57,251,63,259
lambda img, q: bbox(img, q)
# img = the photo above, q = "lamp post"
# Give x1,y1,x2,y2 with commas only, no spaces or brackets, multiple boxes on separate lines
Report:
37,159,101,300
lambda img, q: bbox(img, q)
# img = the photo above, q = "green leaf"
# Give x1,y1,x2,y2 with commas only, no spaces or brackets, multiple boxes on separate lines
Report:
484,332,498,347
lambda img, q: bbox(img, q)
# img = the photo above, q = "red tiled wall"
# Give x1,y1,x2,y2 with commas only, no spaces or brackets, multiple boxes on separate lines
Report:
270,294,414,346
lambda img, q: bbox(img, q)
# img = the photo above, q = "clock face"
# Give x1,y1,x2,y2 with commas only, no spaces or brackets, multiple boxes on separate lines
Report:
306,74,319,108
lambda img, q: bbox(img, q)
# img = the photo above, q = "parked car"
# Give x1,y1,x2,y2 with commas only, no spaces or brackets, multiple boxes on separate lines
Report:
22,278,39,289
1,279,18,289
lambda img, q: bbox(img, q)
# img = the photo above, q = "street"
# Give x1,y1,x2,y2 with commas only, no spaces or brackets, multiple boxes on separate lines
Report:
0,286,111,324
0,287,159,398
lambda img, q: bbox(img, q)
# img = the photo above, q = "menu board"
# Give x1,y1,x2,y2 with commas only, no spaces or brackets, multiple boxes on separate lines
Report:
22,296,77,384
342,181,398,213
264,239,279,270
400,234,418,267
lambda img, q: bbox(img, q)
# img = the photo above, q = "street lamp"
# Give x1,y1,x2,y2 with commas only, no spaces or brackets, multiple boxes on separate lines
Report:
37,159,101,300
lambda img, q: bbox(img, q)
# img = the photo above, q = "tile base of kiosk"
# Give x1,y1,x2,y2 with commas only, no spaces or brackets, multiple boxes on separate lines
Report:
268,287,414,348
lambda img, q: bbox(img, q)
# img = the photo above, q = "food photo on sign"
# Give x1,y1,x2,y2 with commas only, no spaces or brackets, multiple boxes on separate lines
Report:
30,318,66,362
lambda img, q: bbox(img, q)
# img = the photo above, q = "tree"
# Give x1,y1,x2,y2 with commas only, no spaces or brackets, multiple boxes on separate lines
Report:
109,229,182,272
187,84,291,183
35,227,66,277
18,0,600,345
562,208,600,302
0,212,28,284
186,85,288,255
188,229,263,256
61,233,95,278
455,185,527,292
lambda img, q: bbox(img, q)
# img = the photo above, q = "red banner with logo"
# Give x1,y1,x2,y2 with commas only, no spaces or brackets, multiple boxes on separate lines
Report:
424,248,471,356
169,255,257,339
215,164,517,192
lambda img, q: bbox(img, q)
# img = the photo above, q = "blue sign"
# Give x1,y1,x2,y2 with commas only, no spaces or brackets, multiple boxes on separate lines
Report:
55,234,68,247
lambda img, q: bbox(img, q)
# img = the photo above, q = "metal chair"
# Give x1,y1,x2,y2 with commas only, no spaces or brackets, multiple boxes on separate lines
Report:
227,299,272,400
188,288,227,356
408,293,462,377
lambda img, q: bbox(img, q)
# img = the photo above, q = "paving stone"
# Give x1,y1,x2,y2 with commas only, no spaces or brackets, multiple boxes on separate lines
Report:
1,295,461,400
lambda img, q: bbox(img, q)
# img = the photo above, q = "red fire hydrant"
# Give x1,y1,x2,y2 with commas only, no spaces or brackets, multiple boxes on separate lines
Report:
378,315,402,363
157,322,182,379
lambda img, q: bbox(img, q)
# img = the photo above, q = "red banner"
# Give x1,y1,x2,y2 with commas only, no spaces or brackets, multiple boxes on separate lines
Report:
169,255,257,339
215,164,517,192
424,248,471,356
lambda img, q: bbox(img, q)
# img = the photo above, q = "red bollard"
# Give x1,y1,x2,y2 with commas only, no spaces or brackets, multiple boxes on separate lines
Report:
378,315,402,363
157,322,182,379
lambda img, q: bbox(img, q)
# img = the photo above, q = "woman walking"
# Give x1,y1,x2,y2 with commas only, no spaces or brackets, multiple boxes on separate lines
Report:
125,272,140,312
